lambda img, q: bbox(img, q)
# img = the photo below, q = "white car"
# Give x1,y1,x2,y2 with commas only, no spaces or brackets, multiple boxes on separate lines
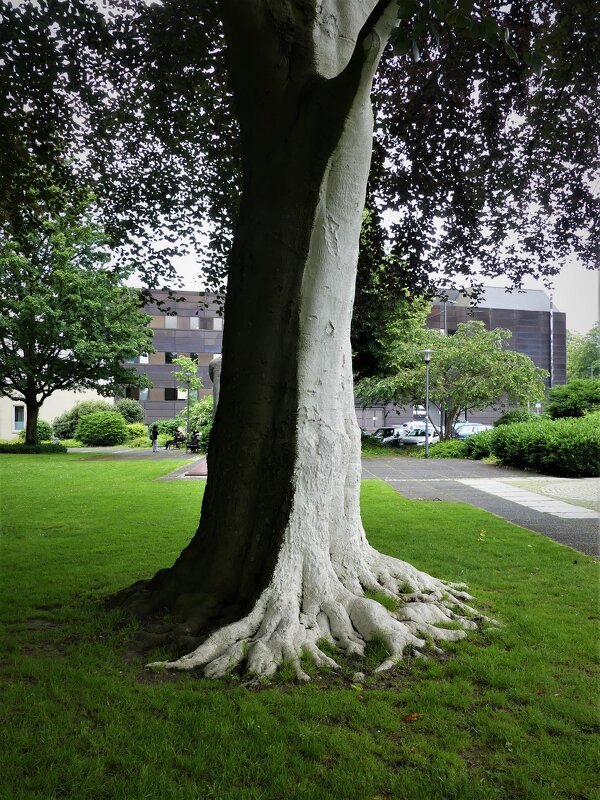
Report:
453,423,493,439
386,427,440,447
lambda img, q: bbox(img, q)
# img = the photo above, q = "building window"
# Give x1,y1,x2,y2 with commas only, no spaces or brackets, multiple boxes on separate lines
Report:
213,317,223,331
190,316,200,330
165,315,178,329
125,387,140,400
139,353,149,364
125,356,139,364
189,389,199,403
139,388,149,402
189,352,198,361
164,387,178,401
13,405,25,432
177,388,188,401
165,352,178,364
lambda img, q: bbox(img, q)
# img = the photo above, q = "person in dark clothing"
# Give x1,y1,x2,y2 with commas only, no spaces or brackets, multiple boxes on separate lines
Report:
150,424,159,453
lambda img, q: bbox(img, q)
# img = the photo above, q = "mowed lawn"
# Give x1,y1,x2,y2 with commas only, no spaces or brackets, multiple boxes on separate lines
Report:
0,454,598,800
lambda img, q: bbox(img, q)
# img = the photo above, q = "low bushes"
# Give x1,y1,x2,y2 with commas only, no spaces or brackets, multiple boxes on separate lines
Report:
463,429,498,460
0,443,67,454
491,414,600,477
114,398,145,423
494,409,537,427
17,419,53,443
546,379,600,419
75,411,129,447
52,400,114,439
425,439,468,459
126,422,148,441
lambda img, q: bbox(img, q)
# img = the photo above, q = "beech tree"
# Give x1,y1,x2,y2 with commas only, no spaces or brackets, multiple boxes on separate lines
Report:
0,189,153,444
2,0,598,677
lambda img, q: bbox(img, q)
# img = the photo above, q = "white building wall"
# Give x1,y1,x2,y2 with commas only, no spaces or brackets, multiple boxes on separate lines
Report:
0,388,106,441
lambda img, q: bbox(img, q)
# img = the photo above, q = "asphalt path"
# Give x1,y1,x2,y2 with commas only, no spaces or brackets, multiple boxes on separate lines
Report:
362,457,599,557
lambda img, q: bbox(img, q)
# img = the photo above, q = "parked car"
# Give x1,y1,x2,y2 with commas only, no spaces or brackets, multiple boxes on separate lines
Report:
369,426,409,442
453,422,493,439
387,427,440,447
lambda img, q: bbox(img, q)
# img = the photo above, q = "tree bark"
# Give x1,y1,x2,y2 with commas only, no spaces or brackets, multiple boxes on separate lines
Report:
114,1,487,677
24,397,40,445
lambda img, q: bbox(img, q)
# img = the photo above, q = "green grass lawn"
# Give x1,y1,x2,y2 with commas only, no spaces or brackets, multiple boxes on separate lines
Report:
0,454,598,800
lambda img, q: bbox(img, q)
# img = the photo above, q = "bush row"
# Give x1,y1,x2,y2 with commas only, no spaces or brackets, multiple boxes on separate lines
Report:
464,414,600,477
0,443,67,454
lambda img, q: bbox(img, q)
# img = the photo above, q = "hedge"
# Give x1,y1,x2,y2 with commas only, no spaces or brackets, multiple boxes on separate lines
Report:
490,414,600,478
463,429,498,460
425,439,468,459
0,443,67,454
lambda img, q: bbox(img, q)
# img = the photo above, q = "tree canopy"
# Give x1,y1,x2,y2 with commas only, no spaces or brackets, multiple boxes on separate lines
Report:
1,0,597,295
0,188,153,443
566,324,600,382
356,320,548,435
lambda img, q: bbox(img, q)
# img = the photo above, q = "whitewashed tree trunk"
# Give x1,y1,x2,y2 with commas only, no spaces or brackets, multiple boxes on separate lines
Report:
118,0,487,678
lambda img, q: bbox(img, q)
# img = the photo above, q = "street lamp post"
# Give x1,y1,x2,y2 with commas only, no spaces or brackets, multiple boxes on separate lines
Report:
423,349,433,459
186,376,191,441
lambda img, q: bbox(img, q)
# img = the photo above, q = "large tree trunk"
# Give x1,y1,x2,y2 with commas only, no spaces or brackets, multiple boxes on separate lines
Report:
115,0,485,678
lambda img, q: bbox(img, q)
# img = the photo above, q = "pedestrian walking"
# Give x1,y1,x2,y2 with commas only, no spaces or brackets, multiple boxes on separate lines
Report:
150,424,159,453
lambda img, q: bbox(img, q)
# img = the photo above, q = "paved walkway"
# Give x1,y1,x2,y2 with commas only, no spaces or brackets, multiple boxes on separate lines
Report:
362,457,599,557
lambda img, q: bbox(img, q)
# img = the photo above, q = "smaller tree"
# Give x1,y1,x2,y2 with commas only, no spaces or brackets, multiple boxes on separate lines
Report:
177,395,213,452
0,187,154,444
357,321,547,437
546,379,600,419
171,355,202,437
567,325,600,382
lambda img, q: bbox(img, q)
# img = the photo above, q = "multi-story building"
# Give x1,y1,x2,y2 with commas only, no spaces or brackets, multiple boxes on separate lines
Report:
123,290,224,423
356,287,566,430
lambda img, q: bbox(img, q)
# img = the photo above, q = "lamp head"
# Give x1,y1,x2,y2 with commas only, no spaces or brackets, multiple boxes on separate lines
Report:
422,348,433,364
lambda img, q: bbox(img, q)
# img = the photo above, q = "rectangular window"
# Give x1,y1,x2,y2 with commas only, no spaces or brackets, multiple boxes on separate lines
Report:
13,405,25,431
213,317,223,331
139,353,149,364
164,387,178,401
165,352,178,364
189,389,199,403
139,388,149,401
177,388,188,401
189,316,200,330
125,356,139,365
125,387,140,400
165,315,178,329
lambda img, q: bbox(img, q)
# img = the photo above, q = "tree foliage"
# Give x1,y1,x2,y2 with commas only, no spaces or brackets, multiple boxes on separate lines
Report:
114,397,146,423
356,320,547,435
0,188,153,443
566,324,600,382
75,410,129,446
545,378,600,419
1,0,597,294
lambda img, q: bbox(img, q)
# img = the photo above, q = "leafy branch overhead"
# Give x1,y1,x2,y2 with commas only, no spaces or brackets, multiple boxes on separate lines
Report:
1,0,597,294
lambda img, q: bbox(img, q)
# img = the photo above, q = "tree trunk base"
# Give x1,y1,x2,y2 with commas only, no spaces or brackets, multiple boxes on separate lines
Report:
144,548,493,680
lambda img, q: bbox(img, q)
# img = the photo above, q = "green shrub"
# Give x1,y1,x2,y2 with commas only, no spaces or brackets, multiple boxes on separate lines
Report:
17,419,53,443
426,439,468,459
75,411,129,446
114,398,146,423
53,400,113,439
491,414,600,477
0,443,67,454
546,379,600,419
128,436,152,448
153,419,181,436
463,429,497,460
59,439,84,448
126,422,148,441
494,409,537,427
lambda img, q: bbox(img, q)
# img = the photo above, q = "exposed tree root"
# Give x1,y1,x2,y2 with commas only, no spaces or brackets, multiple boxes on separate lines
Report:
146,547,495,680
